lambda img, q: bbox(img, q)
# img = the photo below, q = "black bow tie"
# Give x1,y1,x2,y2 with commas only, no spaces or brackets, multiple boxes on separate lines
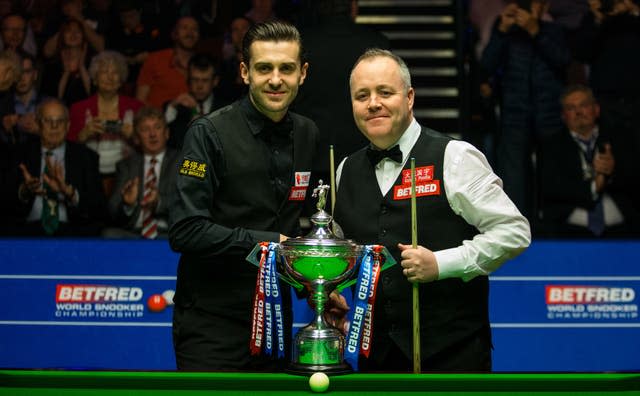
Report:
366,144,403,166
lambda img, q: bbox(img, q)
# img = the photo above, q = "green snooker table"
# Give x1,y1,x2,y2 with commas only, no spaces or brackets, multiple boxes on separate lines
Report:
0,370,639,395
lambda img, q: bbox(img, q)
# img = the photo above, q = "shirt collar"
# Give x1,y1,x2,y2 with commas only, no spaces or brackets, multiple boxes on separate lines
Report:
569,126,599,148
240,95,292,137
200,94,213,113
145,150,165,166
41,142,66,159
14,91,38,110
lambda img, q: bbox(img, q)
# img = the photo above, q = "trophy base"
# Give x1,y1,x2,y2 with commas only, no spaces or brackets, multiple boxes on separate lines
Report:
286,361,352,376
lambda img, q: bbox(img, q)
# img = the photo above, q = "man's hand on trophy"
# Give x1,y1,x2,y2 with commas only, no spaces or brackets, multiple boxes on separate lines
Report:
398,243,439,283
324,291,350,334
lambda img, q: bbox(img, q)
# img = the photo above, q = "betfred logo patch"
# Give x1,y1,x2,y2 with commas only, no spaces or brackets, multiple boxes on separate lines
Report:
179,159,207,179
289,186,307,201
393,180,441,200
402,166,434,184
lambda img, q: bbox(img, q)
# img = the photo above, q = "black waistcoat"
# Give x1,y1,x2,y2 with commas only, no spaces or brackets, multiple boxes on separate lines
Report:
176,103,316,319
208,105,315,235
334,128,489,360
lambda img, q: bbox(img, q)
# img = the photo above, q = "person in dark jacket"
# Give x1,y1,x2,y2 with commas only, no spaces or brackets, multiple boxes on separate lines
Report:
481,0,570,219
9,98,105,236
168,20,318,371
573,0,640,206
538,84,639,237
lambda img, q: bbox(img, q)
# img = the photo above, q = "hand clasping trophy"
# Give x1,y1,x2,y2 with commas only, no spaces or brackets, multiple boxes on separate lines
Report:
247,181,394,374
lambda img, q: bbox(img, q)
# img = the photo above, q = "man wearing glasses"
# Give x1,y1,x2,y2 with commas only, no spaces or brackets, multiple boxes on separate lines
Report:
9,98,105,236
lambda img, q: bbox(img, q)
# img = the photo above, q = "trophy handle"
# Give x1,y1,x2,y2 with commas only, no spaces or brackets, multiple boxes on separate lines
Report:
245,244,305,292
335,246,397,292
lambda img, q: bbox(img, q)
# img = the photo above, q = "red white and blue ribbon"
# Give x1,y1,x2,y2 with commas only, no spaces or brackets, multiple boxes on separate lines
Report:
344,245,382,371
250,242,284,358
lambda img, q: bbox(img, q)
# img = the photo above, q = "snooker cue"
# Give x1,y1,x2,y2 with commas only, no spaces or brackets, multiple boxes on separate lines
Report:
410,157,421,373
330,145,336,216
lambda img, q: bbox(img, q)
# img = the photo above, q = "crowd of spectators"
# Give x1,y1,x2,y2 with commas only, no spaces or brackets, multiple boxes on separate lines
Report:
0,0,638,239
473,0,640,238
0,0,284,237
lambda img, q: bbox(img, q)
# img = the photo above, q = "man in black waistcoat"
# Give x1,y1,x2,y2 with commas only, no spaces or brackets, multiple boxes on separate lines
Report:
168,21,318,370
333,49,531,372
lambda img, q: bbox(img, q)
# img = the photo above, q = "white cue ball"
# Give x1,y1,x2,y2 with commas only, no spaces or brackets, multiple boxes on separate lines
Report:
309,372,330,393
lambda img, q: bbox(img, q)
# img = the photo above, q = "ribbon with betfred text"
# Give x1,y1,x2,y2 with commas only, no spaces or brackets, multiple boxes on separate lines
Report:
360,245,382,358
344,245,382,371
250,243,268,356
250,242,285,358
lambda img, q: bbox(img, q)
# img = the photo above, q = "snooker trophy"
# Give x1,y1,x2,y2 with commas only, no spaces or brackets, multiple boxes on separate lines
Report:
247,181,394,374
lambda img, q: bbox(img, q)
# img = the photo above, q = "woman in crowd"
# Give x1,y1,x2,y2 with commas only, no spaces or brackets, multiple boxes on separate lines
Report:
40,18,92,105
68,50,143,195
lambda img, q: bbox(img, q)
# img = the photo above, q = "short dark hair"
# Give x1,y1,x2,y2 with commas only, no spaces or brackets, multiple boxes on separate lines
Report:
560,84,597,106
134,106,165,133
241,20,304,66
188,53,217,76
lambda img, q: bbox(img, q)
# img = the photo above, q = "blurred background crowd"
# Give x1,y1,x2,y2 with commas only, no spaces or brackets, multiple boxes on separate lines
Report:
0,0,638,239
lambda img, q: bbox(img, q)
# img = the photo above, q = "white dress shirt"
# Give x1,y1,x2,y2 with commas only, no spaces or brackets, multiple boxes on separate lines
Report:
337,118,531,282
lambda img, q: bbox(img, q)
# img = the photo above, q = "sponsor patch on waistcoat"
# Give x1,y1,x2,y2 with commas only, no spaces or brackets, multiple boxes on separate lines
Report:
289,171,311,201
393,165,441,200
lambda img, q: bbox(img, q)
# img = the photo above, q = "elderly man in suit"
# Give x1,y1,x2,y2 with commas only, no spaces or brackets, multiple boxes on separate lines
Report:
106,106,179,239
11,98,105,236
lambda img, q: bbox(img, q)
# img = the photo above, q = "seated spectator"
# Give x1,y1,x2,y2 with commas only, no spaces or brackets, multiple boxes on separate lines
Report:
136,16,199,109
68,50,143,194
165,53,221,150
40,18,92,105
12,52,45,140
42,0,105,59
538,85,639,238
11,98,106,236
105,106,178,239
0,50,20,144
108,0,162,95
0,13,37,56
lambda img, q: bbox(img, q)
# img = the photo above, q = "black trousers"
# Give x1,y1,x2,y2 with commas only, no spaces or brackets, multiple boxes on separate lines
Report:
359,327,492,373
172,304,289,371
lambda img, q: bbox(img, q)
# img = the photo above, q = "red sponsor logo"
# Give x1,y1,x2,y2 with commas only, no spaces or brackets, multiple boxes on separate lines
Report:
401,166,434,184
393,180,441,200
545,285,636,304
55,284,143,303
294,171,311,187
288,186,307,201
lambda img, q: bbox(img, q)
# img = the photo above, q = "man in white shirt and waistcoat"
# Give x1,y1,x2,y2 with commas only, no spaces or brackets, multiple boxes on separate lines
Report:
334,48,531,372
